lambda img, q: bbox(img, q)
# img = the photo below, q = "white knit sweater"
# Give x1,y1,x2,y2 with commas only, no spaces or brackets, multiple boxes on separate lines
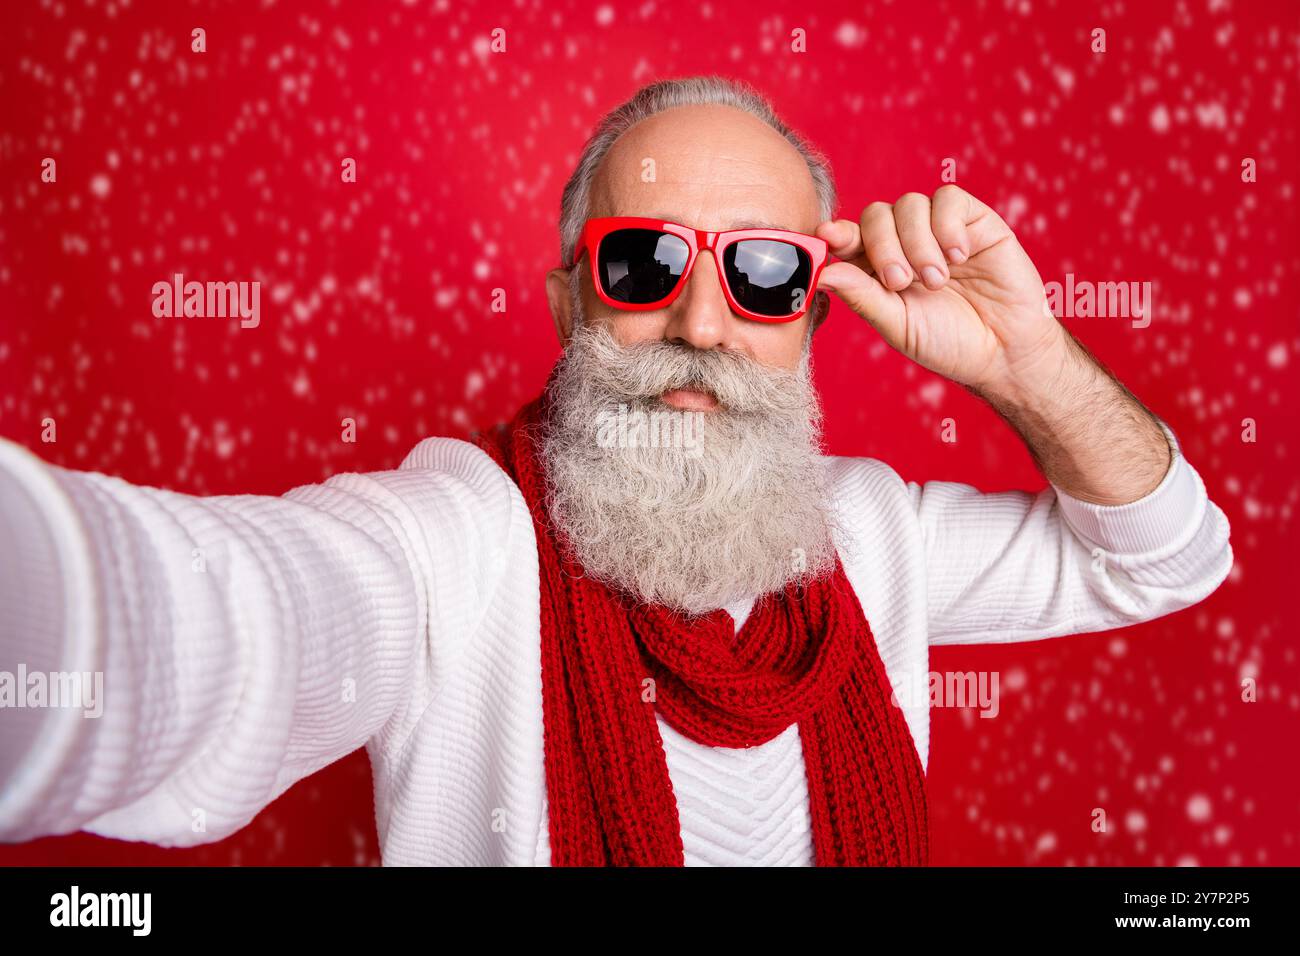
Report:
0,420,1232,865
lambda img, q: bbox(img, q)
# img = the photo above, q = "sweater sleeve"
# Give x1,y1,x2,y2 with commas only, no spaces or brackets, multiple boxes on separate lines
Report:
913,420,1234,646
0,436,483,847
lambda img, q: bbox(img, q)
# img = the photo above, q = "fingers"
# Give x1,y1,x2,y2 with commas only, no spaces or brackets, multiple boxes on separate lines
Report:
931,184,974,264
932,183,1011,261
817,186,983,295
893,193,949,290
815,218,864,260
814,260,905,344
860,202,914,291
816,212,909,292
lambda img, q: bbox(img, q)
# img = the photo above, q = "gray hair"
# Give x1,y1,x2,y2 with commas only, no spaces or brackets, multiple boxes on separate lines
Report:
558,75,838,269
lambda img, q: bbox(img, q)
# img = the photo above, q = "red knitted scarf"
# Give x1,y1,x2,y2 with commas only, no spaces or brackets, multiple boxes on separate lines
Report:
473,389,929,866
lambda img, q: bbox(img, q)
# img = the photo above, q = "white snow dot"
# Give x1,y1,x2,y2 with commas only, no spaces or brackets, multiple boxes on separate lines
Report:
1186,794,1212,822
835,21,867,47
90,174,111,198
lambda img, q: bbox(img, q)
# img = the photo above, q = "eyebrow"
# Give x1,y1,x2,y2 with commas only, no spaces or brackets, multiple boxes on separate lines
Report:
644,212,791,231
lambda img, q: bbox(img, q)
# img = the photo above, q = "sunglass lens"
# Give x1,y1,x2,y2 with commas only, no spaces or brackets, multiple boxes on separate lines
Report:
723,239,813,318
597,229,690,304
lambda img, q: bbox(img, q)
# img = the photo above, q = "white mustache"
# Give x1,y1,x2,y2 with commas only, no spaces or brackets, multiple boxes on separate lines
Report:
564,323,813,416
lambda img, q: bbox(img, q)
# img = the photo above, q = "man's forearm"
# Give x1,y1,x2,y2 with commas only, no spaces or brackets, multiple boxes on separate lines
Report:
971,325,1172,506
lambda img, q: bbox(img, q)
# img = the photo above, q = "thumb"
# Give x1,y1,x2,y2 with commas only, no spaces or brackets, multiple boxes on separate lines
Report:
816,261,905,344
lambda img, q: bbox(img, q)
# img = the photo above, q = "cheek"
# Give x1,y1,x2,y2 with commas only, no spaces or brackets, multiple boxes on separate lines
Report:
580,281,664,346
742,320,809,370
598,310,670,347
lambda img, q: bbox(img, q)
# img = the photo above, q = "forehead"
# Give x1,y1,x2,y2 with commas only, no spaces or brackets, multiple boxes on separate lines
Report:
589,103,823,234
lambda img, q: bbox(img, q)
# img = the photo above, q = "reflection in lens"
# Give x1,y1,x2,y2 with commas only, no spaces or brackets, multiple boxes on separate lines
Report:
598,229,690,304
724,240,812,317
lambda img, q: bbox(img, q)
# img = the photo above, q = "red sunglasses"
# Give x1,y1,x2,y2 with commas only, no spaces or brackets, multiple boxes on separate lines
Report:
572,216,832,323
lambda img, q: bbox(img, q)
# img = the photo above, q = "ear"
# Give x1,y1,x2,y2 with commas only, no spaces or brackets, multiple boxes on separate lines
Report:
546,267,576,345
809,290,831,332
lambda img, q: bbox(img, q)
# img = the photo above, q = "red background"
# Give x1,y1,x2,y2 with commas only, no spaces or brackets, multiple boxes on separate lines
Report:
0,0,1296,866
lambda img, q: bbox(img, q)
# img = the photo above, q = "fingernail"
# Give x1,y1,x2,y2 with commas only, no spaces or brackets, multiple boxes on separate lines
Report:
945,247,967,264
883,264,910,289
921,265,946,288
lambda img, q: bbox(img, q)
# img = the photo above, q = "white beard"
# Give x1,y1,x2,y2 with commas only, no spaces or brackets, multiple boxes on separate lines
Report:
540,309,840,617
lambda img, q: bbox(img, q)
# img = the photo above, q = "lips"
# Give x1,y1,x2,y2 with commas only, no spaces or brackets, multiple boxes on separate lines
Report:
658,387,720,412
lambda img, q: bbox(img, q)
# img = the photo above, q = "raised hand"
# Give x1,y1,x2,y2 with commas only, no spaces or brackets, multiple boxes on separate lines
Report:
815,184,1066,398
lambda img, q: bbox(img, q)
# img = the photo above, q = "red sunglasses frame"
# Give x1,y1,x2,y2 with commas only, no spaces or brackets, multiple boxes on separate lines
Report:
572,216,833,324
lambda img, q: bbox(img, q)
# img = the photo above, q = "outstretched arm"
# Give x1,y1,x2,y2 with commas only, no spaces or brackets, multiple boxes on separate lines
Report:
0,438,440,846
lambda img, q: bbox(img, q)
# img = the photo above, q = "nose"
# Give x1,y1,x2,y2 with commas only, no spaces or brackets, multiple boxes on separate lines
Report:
662,251,741,352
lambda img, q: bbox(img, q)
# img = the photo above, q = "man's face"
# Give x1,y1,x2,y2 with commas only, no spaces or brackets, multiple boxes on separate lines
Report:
547,103,825,395
536,104,840,616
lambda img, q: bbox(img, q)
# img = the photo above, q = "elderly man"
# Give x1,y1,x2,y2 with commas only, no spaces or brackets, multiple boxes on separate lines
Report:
0,76,1231,866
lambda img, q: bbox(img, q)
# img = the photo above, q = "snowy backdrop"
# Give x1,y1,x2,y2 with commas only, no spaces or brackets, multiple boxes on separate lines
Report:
0,0,1296,865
